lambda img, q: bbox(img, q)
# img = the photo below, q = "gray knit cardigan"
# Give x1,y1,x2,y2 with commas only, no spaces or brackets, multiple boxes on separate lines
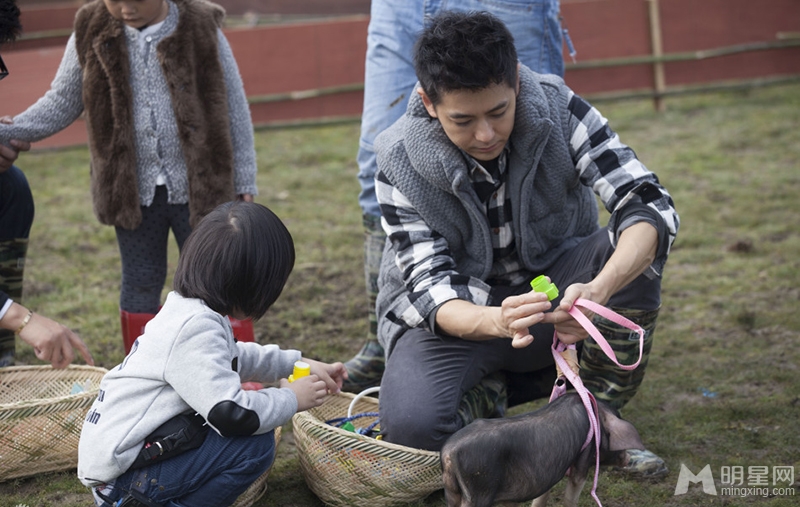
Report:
0,0,257,229
373,66,673,356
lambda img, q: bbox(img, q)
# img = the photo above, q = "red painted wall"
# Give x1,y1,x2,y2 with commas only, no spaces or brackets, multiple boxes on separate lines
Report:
226,18,368,124
3,0,799,149
560,0,800,94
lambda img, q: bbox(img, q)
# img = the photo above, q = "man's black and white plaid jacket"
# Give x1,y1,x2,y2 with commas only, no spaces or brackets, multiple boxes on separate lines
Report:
373,65,680,357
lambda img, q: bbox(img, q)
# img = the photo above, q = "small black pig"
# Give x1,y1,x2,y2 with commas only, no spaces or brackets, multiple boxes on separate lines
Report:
440,392,645,507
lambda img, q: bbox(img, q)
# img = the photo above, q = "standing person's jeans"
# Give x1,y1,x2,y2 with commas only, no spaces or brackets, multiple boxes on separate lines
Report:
0,166,34,366
0,165,34,239
93,429,276,507
357,0,564,217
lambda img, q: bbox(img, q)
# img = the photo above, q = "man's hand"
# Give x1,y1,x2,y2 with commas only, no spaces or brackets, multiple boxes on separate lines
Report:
499,291,553,348
542,222,660,344
436,293,552,348
0,116,31,173
542,282,605,344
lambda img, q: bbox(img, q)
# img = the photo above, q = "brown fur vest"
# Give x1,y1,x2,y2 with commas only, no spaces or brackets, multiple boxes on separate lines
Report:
74,0,235,230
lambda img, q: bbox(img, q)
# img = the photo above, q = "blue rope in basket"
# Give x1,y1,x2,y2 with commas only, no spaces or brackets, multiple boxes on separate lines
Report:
326,412,381,437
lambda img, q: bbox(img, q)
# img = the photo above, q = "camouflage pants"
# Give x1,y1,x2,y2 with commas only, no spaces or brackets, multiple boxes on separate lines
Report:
579,306,660,410
0,239,28,366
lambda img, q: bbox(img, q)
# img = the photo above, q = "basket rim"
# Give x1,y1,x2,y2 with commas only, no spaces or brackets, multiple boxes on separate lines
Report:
0,364,108,410
293,392,443,507
0,364,109,374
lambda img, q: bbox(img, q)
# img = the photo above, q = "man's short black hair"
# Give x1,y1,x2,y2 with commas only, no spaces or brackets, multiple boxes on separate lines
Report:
0,0,22,44
173,201,295,321
413,10,518,105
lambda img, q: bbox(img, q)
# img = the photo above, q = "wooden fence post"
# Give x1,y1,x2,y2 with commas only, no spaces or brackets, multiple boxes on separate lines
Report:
648,0,666,112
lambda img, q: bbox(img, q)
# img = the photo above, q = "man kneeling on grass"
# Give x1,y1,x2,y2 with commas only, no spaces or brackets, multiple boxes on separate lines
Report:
373,10,679,478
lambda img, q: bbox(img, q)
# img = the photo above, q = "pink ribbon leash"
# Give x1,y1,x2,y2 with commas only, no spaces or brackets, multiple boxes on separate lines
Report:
549,298,644,507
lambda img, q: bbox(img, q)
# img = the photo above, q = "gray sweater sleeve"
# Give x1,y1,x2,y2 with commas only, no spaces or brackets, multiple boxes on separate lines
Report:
164,313,298,436
218,29,258,197
0,33,84,144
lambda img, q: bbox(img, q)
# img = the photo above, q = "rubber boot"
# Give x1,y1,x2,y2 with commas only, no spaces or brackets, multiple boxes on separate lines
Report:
120,310,157,354
231,318,259,389
342,339,385,393
457,371,508,427
230,318,259,389
342,214,386,393
0,238,28,367
122,311,254,351
228,317,255,343
579,306,667,479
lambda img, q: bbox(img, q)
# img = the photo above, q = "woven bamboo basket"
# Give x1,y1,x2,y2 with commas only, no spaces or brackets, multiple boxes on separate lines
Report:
0,365,108,481
292,392,442,507
231,425,282,507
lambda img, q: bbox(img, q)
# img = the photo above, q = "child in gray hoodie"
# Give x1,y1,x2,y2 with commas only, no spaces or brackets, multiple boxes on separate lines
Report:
78,201,347,507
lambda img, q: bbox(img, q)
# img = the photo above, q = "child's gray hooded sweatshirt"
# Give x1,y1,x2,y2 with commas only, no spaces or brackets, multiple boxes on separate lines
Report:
77,291,301,486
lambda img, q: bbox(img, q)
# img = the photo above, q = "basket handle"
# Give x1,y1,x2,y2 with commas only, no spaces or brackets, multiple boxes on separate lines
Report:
347,386,381,418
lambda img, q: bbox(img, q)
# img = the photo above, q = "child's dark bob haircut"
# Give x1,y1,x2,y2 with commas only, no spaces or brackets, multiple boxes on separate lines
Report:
173,201,295,321
413,10,518,106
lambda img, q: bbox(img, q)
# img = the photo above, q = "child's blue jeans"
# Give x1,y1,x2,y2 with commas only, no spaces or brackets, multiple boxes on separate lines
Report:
93,429,276,507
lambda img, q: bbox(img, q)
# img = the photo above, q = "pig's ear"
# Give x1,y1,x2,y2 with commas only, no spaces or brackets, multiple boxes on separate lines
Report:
599,409,645,452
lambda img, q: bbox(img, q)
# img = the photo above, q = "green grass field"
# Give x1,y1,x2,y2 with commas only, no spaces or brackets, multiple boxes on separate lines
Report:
1,83,799,506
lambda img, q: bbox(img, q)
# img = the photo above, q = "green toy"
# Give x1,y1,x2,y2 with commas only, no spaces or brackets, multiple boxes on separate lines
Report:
530,275,559,301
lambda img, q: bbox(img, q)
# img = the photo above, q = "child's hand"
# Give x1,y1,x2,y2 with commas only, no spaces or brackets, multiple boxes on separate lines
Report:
301,357,348,395
281,375,328,412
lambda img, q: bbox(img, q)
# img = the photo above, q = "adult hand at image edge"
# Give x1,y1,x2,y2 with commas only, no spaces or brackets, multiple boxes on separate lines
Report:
1,302,95,368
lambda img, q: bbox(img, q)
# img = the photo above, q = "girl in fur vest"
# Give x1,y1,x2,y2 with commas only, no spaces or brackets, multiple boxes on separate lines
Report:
0,0,258,353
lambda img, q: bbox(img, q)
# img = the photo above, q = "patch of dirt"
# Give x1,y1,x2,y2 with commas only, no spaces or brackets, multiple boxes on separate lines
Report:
725,239,754,253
